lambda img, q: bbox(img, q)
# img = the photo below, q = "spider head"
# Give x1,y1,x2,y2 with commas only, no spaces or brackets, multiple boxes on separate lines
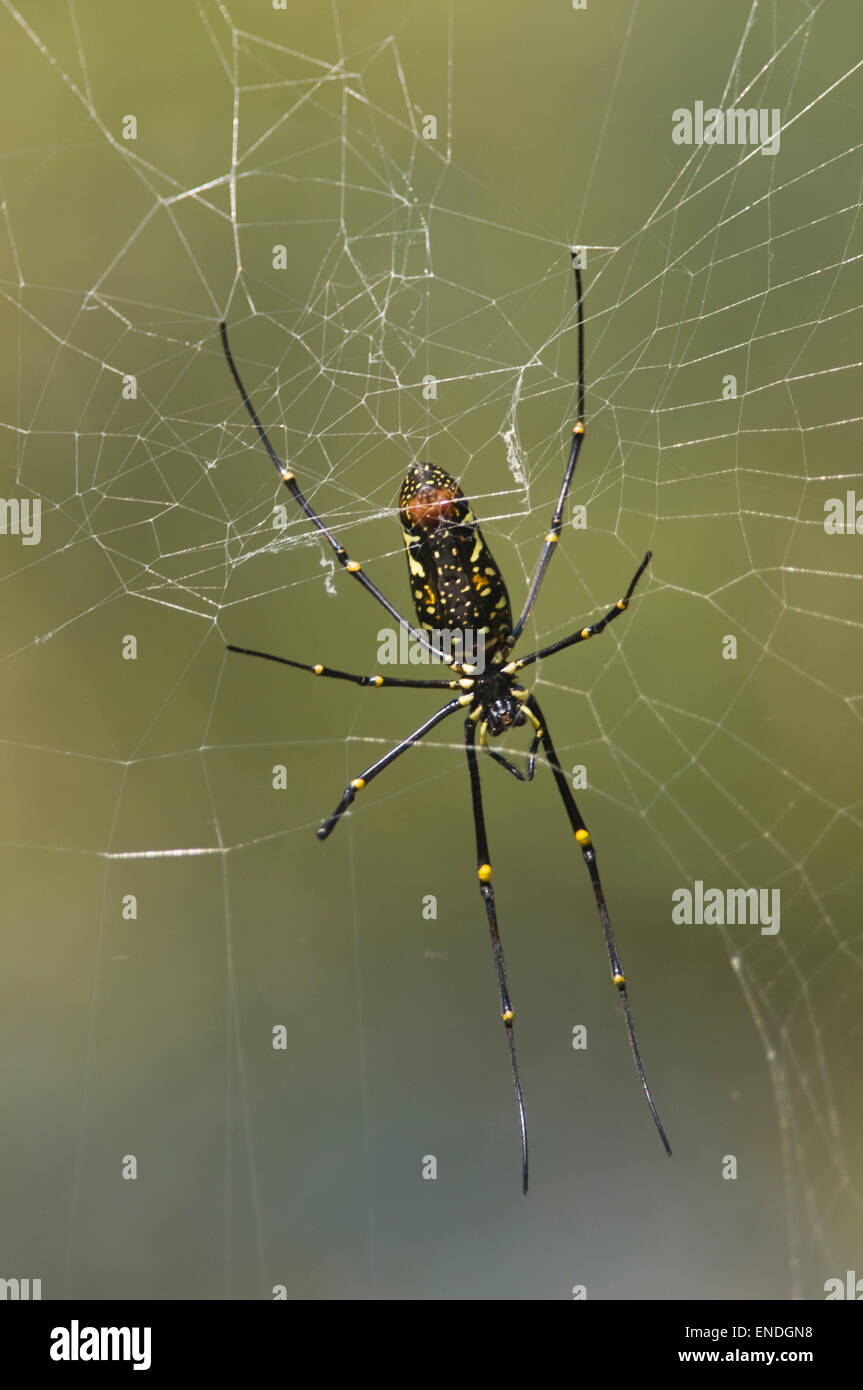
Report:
483,683,526,738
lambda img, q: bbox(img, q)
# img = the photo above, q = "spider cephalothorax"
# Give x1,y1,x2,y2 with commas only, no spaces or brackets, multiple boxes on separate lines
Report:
222,258,671,1194
475,670,527,735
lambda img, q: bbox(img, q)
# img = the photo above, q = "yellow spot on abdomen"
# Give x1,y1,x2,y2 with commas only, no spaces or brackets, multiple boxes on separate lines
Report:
351,778,366,790
313,664,324,675
478,863,492,883
575,829,591,846
346,560,361,573
502,1007,514,1022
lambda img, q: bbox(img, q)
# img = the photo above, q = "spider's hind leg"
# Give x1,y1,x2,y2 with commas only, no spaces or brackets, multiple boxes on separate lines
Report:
464,715,529,1193
526,692,671,1157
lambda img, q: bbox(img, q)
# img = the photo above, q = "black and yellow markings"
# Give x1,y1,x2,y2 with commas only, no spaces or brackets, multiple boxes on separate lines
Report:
221,264,671,1189
308,661,388,688
398,462,513,659
524,706,542,737
477,864,515,1026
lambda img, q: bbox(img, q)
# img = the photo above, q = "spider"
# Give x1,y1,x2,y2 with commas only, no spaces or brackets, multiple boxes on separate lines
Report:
220,257,671,1193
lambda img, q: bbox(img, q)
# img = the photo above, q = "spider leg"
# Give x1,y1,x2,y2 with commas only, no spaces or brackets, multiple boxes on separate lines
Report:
317,697,464,840
227,644,458,690
464,715,529,1194
526,694,672,1157
509,256,585,644
220,322,449,665
507,551,651,673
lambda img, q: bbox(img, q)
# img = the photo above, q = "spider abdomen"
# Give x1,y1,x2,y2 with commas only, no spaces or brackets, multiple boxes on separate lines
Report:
399,462,512,663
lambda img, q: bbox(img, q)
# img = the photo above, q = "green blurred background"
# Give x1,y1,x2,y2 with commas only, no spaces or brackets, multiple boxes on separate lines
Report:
0,0,861,1299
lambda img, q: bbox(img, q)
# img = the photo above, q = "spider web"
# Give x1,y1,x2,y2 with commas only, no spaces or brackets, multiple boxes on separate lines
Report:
1,0,861,1300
